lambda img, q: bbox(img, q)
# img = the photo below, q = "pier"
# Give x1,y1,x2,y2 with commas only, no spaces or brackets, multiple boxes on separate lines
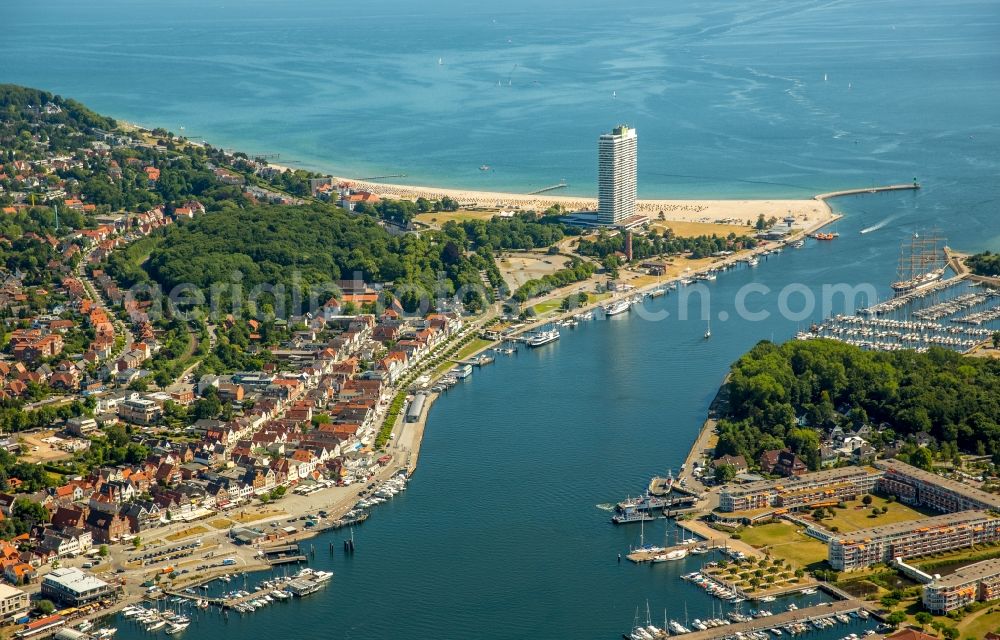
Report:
262,543,307,565
666,600,870,640
626,541,718,563
814,182,920,201
527,181,568,195
356,173,407,181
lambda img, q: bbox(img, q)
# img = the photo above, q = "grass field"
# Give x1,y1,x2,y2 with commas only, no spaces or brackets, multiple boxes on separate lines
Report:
649,220,754,238
231,509,285,524
208,518,233,530
817,496,928,533
738,522,829,569
453,338,493,361
414,209,497,226
958,607,1000,639
430,338,493,377
164,525,208,542
532,299,562,314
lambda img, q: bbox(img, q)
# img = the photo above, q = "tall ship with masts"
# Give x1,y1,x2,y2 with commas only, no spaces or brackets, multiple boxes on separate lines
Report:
891,231,946,295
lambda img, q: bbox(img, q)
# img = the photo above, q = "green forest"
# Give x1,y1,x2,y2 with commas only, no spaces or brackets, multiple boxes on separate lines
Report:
142,203,496,313
966,251,1000,277
577,228,757,260
715,339,1000,469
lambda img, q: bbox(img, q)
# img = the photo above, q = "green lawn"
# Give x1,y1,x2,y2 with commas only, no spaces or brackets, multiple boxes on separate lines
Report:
818,495,928,533
430,338,494,377
454,338,493,360
531,299,562,315
738,522,829,569
958,608,1000,639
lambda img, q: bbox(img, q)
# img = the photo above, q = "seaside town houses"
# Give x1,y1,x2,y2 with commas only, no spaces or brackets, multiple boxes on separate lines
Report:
0,275,464,592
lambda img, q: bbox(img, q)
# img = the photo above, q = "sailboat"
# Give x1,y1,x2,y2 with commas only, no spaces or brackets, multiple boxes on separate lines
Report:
631,517,665,555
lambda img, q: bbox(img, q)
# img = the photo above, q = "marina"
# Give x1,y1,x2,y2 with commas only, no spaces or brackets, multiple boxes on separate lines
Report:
624,599,878,640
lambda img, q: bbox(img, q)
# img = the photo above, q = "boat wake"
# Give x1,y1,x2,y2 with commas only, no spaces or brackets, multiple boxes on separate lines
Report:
595,503,616,512
860,214,899,234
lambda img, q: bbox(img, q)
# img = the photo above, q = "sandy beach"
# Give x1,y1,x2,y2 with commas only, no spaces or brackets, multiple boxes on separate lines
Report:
331,176,833,225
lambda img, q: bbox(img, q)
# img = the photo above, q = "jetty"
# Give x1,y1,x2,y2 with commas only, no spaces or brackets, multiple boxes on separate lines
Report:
814,182,919,201
626,540,718,563
662,600,871,640
262,543,307,565
356,173,407,181
527,181,568,195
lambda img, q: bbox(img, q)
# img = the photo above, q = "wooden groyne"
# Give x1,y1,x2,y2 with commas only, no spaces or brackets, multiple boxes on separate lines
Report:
814,182,920,201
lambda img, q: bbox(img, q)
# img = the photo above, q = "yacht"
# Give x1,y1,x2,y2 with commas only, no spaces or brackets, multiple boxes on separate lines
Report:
526,329,560,347
603,300,630,316
166,623,189,635
651,548,688,562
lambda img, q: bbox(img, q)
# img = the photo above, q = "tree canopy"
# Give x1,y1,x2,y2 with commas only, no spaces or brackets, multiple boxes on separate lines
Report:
716,339,1000,467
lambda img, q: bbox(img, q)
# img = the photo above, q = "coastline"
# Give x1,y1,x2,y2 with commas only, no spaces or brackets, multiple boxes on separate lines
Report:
327,174,831,224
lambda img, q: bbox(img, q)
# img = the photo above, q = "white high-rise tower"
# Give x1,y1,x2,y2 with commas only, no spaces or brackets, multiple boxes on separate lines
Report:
597,124,637,226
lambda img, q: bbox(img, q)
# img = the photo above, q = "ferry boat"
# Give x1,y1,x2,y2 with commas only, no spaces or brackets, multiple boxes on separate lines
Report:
612,509,655,525
453,364,473,379
526,329,560,347
604,300,630,316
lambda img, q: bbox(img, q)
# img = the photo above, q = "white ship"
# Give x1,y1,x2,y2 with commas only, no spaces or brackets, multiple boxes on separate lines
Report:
526,329,560,347
603,300,630,316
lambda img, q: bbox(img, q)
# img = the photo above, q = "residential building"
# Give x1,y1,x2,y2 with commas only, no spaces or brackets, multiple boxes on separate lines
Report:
773,450,808,477
875,459,1000,513
922,557,1000,613
597,124,637,225
0,583,29,623
719,466,880,513
40,567,113,605
118,396,161,425
828,510,1000,571
66,417,98,437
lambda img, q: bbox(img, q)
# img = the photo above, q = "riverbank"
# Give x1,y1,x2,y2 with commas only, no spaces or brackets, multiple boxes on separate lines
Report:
55,185,854,639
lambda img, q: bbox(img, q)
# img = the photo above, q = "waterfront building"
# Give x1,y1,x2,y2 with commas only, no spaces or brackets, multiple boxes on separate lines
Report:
828,510,1000,571
922,557,1000,613
718,466,880,513
597,124,637,226
40,567,113,605
875,459,1000,513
